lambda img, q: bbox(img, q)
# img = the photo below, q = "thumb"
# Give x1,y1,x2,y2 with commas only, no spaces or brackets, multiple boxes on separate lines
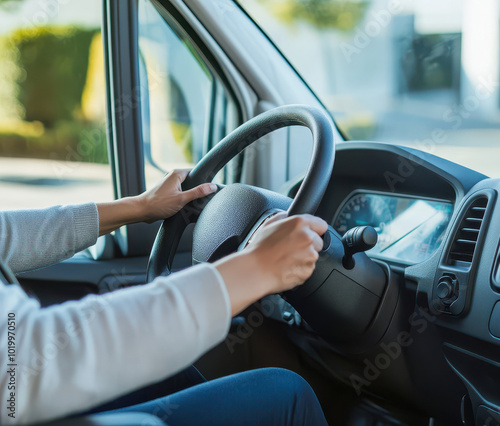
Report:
182,183,218,203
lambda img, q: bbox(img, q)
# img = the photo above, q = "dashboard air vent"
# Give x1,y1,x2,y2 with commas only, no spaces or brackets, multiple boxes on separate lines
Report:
447,196,488,266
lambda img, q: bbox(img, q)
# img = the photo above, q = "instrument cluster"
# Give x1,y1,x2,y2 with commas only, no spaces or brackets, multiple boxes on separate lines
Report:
332,191,454,264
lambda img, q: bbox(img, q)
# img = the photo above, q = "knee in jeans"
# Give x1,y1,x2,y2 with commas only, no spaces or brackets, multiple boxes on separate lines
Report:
261,368,316,400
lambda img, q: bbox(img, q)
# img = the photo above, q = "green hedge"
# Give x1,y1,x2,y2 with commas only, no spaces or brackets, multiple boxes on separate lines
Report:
1,26,97,126
0,120,108,164
0,25,108,164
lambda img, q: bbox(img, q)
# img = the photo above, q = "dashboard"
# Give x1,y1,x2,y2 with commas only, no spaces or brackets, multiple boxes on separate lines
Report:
332,191,453,264
288,142,500,425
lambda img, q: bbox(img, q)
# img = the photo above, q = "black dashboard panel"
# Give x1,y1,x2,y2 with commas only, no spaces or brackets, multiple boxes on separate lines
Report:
314,142,500,424
406,177,500,418
287,142,500,424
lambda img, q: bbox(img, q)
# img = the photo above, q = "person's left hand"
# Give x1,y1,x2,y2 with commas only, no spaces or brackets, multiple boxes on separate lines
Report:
136,169,218,223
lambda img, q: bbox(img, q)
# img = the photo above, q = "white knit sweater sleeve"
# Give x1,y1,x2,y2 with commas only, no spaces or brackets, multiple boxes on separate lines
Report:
0,204,232,424
0,263,231,425
0,203,99,273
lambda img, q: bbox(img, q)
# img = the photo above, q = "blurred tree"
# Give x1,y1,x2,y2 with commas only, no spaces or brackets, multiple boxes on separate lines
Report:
0,37,24,121
3,26,96,126
0,24,108,163
254,0,369,32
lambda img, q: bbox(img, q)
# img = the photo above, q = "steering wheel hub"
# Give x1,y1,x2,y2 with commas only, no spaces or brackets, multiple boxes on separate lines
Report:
192,184,291,264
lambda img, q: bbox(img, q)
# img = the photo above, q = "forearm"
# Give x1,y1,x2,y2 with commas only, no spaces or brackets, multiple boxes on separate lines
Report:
96,197,146,236
214,251,269,316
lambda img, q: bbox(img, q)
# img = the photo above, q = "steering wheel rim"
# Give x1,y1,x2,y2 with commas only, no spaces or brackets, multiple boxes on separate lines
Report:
147,104,336,281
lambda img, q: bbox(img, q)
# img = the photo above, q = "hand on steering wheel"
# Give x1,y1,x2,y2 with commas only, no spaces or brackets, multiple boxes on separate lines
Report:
247,214,328,291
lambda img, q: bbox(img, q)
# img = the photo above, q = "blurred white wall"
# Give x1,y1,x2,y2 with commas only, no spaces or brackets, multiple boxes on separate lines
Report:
460,0,500,118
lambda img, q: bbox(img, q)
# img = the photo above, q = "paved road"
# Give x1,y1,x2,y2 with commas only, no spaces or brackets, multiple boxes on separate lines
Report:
0,158,190,211
0,158,113,210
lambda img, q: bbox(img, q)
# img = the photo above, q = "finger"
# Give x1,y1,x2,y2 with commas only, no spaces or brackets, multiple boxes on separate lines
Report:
306,228,324,252
300,214,328,236
182,183,218,202
301,227,322,251
295,262,315,284
308,246,320,262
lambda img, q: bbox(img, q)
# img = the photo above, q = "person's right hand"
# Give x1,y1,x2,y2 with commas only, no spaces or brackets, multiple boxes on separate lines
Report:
214,213,328,316
247,214,328,293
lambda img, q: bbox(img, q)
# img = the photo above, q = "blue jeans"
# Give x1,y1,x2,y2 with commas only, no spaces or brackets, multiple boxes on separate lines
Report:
89,367,328,425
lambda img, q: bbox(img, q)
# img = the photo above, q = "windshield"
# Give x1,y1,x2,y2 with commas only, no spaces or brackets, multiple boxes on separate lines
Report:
238,0,500,178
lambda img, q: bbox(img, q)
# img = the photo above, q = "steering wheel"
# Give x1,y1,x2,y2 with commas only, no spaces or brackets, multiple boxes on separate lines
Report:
147,104,335,281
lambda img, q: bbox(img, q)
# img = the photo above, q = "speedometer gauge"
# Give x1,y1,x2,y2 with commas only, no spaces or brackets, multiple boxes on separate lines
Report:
333,193,392,236
333,191,453,264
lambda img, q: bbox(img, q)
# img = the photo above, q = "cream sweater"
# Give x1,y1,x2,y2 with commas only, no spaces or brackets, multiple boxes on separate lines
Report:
0,204,231,425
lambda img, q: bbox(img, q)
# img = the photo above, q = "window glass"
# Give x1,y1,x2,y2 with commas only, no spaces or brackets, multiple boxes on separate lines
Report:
0,0,111,210
138,0,239,188
239,0,500,178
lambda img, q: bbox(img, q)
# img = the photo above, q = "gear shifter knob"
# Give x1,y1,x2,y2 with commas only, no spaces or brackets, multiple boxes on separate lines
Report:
342,226,378,269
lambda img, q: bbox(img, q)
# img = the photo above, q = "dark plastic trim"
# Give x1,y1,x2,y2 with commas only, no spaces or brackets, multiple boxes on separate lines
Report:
431,189,497,316
103,0,161,257
152,0,243,128
492,240,500,292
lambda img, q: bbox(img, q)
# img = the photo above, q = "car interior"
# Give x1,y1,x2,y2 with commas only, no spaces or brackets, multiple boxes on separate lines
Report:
1,0,500,425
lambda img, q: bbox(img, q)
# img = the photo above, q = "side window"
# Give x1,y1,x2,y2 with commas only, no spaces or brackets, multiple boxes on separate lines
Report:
138,0,239,188
0,0,112,210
